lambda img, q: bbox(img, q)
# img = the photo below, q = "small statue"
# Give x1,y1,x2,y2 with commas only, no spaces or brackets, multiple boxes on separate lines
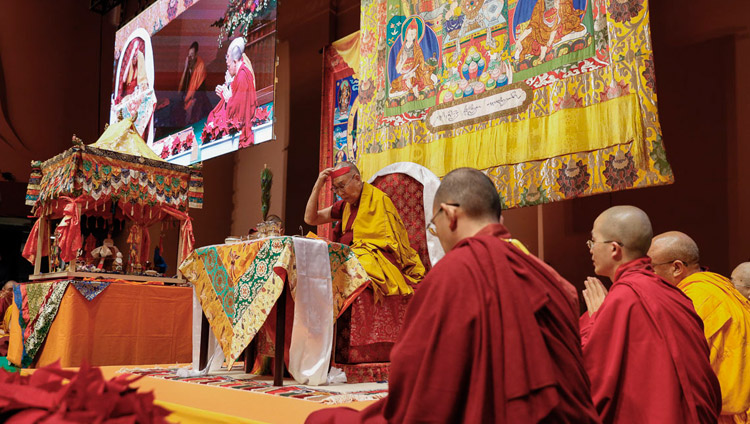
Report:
91,233,120,270
113,252,124,273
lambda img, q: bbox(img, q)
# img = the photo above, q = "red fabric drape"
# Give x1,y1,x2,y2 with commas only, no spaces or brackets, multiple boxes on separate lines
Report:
55,196,87,262
161,206,195,263
22,218,49,264
23,199,194,269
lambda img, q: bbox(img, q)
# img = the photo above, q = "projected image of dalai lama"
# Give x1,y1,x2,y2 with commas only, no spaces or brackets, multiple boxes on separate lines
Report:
203,37,258,148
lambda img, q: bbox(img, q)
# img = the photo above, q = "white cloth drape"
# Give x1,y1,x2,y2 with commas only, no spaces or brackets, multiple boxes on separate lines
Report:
288,237,335,385
190,289,225,375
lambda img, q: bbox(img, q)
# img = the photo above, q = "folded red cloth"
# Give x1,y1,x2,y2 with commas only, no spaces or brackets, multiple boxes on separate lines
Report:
0,361,170,423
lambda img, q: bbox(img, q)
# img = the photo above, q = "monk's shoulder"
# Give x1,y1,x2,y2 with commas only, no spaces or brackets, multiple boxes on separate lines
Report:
426,245,478,280
599,281,644,314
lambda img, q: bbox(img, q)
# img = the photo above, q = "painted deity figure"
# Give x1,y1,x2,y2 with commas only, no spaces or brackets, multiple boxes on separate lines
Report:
338,80,352,118
514,0,586,61
391,19,436,98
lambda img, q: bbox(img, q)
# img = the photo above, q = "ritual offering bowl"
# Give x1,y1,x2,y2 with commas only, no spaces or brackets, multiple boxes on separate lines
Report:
497,74,508,86
464,86,474,97
479,72,490,83
490,68,501,80
487,78,496,90
443,91,454,103
458,79,469,90
454,89,464,99
267,221,283,236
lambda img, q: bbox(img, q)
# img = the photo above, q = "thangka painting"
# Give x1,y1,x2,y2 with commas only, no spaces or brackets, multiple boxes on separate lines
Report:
348,0,672,208
320,33,362,238
334,77,360,164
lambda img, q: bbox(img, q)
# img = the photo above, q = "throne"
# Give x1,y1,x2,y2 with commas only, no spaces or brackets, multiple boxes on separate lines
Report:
332,163,443,383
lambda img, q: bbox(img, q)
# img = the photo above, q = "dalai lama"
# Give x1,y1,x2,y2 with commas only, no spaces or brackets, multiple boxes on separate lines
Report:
304,161,424,299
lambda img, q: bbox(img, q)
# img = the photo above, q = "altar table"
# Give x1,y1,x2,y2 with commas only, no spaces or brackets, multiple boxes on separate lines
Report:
180,236,369,385
8,281,192,368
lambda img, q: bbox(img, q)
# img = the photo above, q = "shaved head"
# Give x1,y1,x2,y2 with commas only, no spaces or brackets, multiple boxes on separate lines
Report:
334,161,360,176
731,262,750,299
732,262,750,283
649,232,700,265
434,168,501,221
595,206,652,257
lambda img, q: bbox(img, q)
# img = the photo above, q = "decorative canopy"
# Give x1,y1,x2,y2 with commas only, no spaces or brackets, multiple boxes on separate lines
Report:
26,119,203,213
22,119,203,268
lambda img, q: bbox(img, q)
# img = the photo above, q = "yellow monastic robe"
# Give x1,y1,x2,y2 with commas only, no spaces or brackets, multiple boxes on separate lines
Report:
7,304,22,366
679,271,750,423
342,182,425,298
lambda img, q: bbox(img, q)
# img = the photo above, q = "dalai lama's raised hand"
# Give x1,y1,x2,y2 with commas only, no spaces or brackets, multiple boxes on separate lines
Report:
317,167,334,183
582,276,608,316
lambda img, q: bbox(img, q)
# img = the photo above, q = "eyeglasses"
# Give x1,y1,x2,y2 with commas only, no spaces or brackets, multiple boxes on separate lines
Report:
427,203,460,236
651,259,692,267
586,239,624,249
331,174,355,194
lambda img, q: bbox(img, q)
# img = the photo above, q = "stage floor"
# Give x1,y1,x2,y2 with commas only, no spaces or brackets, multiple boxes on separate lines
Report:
101,365,379,423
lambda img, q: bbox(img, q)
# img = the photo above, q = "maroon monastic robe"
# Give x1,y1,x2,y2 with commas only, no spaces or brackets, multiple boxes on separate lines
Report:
307,223,600,424
580,258,722,424
227,62,257,148
203,61,257,147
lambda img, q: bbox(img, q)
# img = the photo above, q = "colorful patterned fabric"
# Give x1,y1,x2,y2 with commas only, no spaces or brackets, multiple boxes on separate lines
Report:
179,236,368,369
323,0,671,209
71,280,112,301
13,281,71,367
30,147,195,213
24,161,42,207
118,367,388,404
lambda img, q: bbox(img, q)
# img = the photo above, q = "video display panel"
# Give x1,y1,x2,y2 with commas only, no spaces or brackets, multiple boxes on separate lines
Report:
112,0,277,165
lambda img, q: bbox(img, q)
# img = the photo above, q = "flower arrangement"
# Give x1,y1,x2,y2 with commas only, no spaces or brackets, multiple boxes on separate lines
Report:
211,0,278,47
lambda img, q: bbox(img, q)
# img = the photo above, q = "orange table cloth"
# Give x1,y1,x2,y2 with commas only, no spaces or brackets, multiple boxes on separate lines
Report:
8,282,192,367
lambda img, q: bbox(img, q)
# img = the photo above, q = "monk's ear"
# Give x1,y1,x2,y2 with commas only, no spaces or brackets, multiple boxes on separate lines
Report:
610,242,623,260
673,261,686,278
442,203,459,231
